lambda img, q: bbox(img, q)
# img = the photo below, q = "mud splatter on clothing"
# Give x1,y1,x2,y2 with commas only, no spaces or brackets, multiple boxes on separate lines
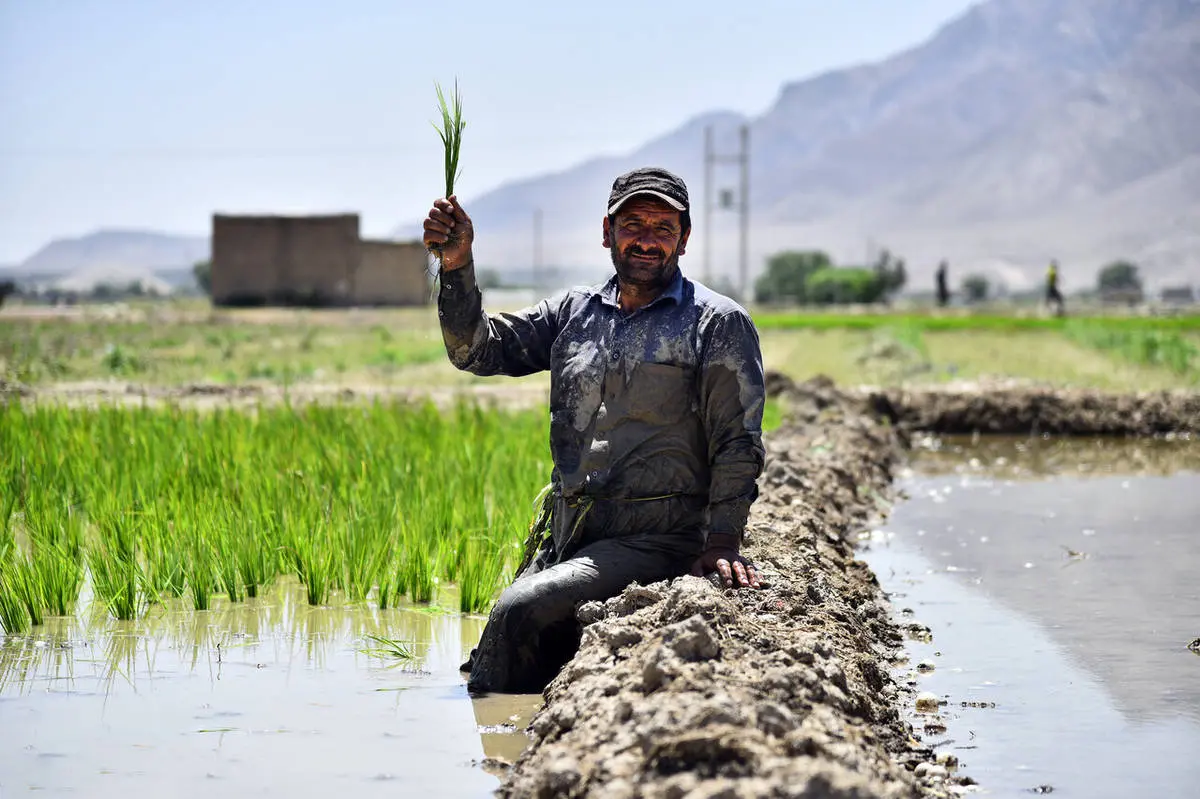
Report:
437,262,766,543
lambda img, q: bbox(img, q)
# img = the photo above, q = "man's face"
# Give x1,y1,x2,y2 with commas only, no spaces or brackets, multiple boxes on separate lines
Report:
602,196,690,291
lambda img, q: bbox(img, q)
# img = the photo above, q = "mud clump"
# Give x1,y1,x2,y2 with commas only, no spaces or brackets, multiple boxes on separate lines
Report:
498,377,947,798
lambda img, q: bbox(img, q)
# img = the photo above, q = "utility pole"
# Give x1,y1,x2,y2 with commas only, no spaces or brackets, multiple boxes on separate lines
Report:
703,126,714,286
702,123,751,299
739,124,750,302
533,207,543,293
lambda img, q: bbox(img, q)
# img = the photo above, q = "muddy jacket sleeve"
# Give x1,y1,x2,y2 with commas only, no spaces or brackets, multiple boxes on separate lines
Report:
437,260,559,377
699,310,767,545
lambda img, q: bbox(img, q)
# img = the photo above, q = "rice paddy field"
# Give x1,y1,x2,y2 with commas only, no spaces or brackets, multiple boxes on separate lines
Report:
1,297,1198,796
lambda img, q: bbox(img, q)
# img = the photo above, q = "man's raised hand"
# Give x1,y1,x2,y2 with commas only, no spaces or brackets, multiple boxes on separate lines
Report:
422,195,474,271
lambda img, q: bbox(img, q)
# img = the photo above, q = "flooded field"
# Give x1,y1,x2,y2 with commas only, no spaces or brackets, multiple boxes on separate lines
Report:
863,435,1200,797
0,579,542,798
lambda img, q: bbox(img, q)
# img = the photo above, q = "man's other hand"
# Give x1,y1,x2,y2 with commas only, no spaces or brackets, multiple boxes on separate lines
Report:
423,195,474,270
691,534,761,589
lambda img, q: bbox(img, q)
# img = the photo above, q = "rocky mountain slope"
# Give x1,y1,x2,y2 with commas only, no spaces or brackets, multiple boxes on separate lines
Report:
403,0,1200,293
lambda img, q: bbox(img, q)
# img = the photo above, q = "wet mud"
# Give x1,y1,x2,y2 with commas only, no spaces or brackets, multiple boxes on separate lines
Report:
494,372,1200,797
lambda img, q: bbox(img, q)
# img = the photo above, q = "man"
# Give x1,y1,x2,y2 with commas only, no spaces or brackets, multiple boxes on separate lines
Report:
423,167,766,694
1046,259,1065,316
935,260,950,308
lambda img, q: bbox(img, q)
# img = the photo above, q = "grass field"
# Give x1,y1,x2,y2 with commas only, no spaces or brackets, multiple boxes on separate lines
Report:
2,300,1197,391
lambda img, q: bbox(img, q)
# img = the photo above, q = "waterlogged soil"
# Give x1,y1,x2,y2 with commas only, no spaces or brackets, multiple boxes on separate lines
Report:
860,437,1200,797
0,579,541,798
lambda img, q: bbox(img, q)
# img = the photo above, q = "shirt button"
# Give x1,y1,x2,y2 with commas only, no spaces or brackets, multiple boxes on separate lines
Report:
610,350,620,361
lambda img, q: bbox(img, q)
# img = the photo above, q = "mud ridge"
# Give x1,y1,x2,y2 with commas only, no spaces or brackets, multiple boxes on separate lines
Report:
859,382,1199,436
497,375,961,799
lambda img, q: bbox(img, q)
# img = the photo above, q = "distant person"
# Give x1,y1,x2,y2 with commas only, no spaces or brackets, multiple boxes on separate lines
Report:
1046,259,1065,316
935,260,950,308
423,166,765,694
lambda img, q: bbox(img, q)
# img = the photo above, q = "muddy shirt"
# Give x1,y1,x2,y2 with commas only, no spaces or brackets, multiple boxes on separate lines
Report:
437,262,765,541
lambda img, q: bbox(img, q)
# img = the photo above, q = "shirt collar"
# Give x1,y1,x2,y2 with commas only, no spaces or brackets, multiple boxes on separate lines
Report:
597,268,686,310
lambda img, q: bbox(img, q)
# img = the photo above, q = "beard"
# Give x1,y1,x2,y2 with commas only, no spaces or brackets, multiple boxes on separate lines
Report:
609,241,682,292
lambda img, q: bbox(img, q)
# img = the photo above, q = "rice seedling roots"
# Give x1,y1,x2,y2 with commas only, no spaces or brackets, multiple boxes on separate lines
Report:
494,374,1197,797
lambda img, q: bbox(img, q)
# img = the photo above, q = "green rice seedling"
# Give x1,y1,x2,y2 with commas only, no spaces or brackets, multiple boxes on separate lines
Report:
24,502,85,617
360,633,416,661
1064,321,1198,378
186,536,217,612
399,523,437,604
433,79,465,202
89,509,144,621
287,521,336,607
0,555,33,634
458,536,511,614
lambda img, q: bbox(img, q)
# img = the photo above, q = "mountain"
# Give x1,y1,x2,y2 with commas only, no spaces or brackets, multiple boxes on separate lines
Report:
401,0,1200,292
15,229,210,277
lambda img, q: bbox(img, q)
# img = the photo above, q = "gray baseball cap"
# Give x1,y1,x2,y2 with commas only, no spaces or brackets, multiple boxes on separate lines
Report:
607,167,690,215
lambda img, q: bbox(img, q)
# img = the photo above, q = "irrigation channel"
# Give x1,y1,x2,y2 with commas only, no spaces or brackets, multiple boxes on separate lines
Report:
861,435,1200,797
2,378,1198,797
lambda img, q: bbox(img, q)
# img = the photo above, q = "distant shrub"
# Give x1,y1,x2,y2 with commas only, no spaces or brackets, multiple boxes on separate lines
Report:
805,267,886,305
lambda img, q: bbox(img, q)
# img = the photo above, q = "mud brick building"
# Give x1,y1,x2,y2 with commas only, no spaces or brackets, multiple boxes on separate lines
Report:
210,213,430,307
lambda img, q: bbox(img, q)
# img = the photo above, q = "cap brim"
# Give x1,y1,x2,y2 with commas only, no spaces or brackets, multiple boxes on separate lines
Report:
607,190,687,216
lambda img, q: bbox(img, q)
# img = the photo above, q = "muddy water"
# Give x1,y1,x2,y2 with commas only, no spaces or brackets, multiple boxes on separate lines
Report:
863,436,1200,798
0,579,543,797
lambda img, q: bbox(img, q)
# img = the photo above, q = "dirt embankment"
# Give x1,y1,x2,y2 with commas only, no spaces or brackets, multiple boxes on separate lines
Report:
861,383,1199,436
498,376,963,799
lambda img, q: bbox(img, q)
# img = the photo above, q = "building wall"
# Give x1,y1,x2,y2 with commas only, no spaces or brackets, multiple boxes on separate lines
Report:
211,214,359,306
354,240,431,306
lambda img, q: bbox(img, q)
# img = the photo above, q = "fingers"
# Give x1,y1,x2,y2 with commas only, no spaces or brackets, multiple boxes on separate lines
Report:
744,561,761,589
716,556,762,589
447,195,472,224
423,200,465,248
716,559,733,588
732,559,749,587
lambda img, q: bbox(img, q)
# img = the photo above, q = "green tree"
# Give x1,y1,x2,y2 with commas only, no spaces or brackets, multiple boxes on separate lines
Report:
193,260,212,296
754,250,832,304
872,248,908,298
961,274,990,303
805,267,886,305
0,280,14,308
1097,260,1143,294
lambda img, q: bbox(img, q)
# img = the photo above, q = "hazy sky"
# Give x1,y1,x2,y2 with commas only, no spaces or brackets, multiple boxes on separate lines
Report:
0,0,979,263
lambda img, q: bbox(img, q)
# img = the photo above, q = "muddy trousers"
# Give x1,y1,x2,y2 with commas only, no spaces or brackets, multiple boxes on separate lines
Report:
464,530,702,695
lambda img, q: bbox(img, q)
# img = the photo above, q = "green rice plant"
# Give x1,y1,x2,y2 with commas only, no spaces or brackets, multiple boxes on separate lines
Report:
0,551,39,633
0,397,554,625
89,509,144,621
1065,321,1198,377
433,79,465,201
286,520,336,607
0,554,35,634
360,633,415,661
458,536,511,614
23,501,85,617
185,534,218,612
400,523,437,604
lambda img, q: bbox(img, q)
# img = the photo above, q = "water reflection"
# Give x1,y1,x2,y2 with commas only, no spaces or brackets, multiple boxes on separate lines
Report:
0,578,511,798
864,436,1200,796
